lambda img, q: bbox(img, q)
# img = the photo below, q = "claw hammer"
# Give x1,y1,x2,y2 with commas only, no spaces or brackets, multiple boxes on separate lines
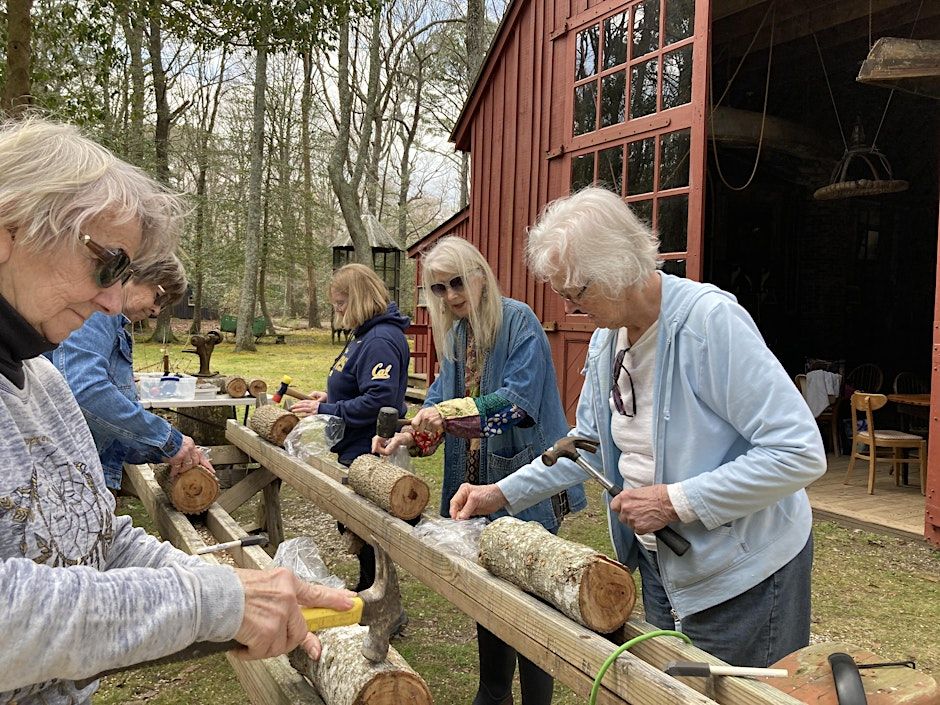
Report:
75,543,404,687
542,435,690,556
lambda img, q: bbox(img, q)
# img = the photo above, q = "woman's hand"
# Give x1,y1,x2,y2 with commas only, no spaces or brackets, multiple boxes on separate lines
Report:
372,430,415,456
449,482,507,520
307,390,328,402
165,435,213,476
290,399,320,416
409,406,444,434
232,568,355,661
609,484,679,535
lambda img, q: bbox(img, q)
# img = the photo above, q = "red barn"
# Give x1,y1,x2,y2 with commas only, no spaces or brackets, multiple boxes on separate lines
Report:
408,0,940,544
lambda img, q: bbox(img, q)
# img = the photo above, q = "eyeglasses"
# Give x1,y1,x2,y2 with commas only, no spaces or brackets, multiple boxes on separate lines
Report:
429,276,465,297
611,347,636,417
83,235,134,288
552,282,589,303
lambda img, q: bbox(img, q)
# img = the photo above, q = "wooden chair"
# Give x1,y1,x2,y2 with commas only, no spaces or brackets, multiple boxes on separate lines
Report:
844,392,926,495
845,363,883,393
795,373,840,454
893,371,929,434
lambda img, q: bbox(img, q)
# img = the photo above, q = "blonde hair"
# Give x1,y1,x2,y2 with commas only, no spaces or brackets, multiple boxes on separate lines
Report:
0,117,185,265
331,263,390,330
527,187,660,297
421,236,502,360
132,253,187,306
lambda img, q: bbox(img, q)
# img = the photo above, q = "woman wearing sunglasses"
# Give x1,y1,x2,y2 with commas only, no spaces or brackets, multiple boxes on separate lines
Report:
0,119,353,703
373,236,586,705
450,188,827,668
291,263,411,597
53,254,214,492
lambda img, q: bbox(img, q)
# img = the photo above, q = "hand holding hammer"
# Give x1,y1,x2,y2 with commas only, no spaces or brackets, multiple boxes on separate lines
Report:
542,436,690,556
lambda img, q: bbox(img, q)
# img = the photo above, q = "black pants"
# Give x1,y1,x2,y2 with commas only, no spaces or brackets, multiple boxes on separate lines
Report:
473,624,553,705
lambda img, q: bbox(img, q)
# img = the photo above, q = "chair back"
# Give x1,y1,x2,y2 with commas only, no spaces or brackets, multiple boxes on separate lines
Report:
794,373,807,394
893,371,928,394
849,391,887,437
846,363,883,393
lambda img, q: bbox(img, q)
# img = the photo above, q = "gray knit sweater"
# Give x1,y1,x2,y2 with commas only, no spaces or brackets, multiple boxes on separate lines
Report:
0,357,243,704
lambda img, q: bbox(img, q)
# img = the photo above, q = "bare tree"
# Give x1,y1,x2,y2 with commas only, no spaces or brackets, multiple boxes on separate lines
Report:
2,0,34,116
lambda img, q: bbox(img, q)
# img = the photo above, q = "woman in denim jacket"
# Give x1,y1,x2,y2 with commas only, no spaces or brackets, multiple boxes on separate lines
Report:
374,236,586,705
451,188,827,668
54,255,212,490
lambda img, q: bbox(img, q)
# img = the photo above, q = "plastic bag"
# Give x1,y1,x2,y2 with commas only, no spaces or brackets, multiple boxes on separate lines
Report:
413,517,488,562
283,414,345,464
272,536,346,589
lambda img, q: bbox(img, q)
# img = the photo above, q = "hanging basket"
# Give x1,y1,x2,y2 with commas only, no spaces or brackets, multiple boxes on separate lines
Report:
813,142,908,200
813,178,909,200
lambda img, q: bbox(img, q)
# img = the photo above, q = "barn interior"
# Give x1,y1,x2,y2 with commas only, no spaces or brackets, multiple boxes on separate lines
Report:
704,0,939,396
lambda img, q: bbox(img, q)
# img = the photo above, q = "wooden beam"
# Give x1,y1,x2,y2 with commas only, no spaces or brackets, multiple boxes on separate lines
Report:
205,444,251,465
217,467,278,514
122,463,325,705
857,37,940,98
226,422,802,705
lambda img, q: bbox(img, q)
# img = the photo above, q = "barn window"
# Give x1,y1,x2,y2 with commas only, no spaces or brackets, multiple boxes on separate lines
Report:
567,0,700,278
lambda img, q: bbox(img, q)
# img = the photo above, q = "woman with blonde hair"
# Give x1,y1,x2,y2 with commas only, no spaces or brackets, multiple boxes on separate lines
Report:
374,236,585,705
291,263,410,595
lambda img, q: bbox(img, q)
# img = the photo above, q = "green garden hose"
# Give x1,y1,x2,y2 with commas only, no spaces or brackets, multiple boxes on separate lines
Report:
589,629,693,705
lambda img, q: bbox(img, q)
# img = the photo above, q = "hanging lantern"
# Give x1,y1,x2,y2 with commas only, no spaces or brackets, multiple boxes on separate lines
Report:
813,120,908,200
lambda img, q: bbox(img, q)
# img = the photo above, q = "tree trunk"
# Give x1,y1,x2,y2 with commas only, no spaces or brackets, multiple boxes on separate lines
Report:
120,1,146,165
235,16,270,352
153,464,220,514
397,52,426,246
148,307,178,343
173,406,234,446
480,517,636,633
347,456,429,521
249,405,299,446
288,625,432,705
459,0,484,210
148,0,170,185
300,47,322,329
2,0,33,117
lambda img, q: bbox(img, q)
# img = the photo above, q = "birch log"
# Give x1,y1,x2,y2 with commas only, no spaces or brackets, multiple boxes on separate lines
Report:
152,464,220,514
247,378,268,397
249,405,299,446
222,375,248,398
480,516,635,633
347,456,429,521
288,626,432,705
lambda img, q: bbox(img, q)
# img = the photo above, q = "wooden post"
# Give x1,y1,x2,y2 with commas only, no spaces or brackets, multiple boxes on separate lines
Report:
288,626,432,705
347,455,429,521
153,464,220,514
257,477,284,554
480,516,636,633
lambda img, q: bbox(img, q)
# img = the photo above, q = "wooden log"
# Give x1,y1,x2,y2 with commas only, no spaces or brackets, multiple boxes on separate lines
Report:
249,405,299,446
288,626,432,705
152,464,220,514
248,378,268,397
223,375,248,398
480,516,635,634
347,455,429,521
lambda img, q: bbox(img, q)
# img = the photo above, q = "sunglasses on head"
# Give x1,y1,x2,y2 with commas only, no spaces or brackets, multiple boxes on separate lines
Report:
429,276,465,297
83,235,134,288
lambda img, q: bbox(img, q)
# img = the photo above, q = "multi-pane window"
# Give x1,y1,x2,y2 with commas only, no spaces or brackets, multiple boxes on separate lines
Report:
332,248,402,304
569,0,696,276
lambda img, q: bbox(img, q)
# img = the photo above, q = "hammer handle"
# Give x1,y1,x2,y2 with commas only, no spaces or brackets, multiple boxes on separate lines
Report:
284,387,312,401
76,639,241,688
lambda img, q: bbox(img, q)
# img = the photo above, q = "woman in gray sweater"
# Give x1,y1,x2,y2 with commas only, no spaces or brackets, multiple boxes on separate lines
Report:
0,118,352,704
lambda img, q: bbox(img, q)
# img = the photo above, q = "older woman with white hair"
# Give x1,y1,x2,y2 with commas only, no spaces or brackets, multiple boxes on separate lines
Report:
450,187,827,668
374,236,586,705
0,118,352,704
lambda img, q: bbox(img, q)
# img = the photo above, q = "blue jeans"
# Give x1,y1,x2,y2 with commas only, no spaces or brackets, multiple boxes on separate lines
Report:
638,534,813,667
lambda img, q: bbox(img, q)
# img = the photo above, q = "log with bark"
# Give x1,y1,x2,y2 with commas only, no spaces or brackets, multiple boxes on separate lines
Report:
288,626,432,705
480,516,635,633
153,464,220,514
247,378,268,397
222,375,248,398
347,456,429,521
249,405,299,446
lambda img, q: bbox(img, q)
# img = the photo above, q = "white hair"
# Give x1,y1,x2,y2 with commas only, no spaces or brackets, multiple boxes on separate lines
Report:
526,187,660,297
421,236,503,360
0,117,185,265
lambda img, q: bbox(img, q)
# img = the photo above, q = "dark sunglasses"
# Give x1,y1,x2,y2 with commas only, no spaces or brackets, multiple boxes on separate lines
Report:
611,347,636,417
429,276,465,297
83,235,134,288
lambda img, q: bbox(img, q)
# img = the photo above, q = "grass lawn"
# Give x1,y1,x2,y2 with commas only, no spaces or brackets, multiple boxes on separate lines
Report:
96,323,940,704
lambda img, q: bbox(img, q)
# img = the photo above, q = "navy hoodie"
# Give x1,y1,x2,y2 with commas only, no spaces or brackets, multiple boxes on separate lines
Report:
318,302,410,465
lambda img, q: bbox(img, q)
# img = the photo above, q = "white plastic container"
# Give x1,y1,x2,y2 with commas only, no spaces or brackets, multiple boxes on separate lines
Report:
137,374,196,400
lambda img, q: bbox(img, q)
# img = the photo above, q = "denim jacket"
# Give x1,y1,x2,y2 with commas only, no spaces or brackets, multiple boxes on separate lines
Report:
497,274,826,617
428,297,586,531
53,312,183,488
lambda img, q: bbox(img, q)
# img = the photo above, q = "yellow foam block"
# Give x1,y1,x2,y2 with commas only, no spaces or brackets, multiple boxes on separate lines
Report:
302,596,364,631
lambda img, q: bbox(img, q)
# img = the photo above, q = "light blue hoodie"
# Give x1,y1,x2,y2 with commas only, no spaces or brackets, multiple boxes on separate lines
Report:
497,273,826,618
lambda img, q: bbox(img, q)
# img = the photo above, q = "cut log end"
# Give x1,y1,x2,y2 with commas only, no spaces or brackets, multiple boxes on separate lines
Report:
247,379,268,397
389,476,430,521
355,671,432,705
154,465,220,514
249,405,299,446
223,375,248,398
578,557,636,633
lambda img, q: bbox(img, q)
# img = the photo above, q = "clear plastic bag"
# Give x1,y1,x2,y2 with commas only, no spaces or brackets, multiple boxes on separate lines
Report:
283,414,345,463
413,517,488,562
272,536,346,589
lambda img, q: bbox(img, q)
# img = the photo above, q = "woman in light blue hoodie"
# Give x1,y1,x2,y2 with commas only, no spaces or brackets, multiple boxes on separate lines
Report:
450,188,827,668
